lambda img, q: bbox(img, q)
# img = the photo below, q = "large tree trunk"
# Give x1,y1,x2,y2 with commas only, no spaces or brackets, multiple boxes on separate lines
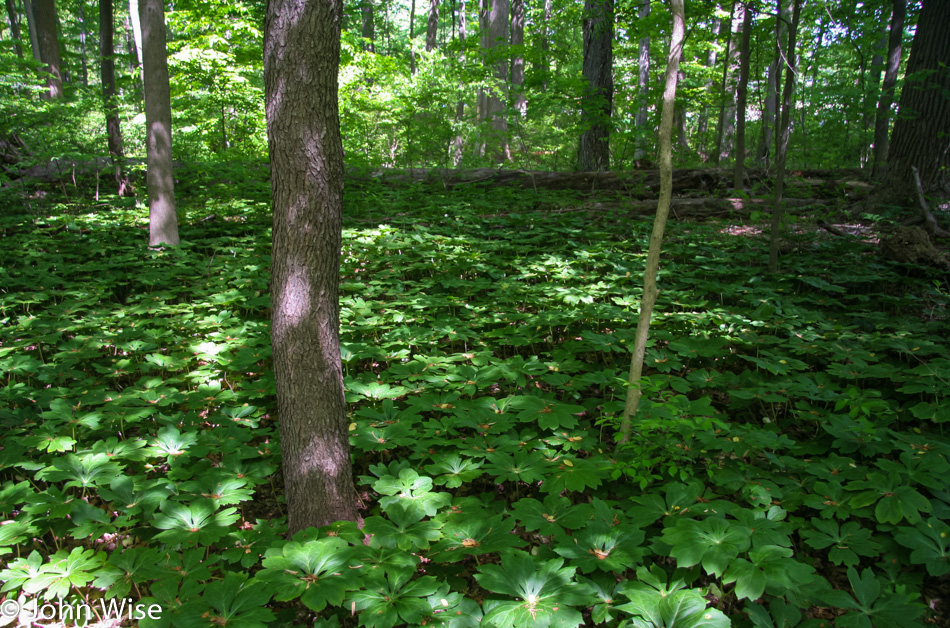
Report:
5,0,23,58
23,0,40,62
32,0,63,98
870,0,905,180
486,0,509,162
264,0,360,533
883,0,950,198
768,0,803,273
578,0,613,171
510,0,525,118
100,0,133,196
426,0,438,51
733,2,752,190
140,0,178,246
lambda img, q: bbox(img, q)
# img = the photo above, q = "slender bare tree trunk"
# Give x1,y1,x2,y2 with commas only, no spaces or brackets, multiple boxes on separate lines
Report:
5,0,23,58
100,0,133,196
768,0,803,273
140,0,178,246
870,0,905,179
264,0,360,533
409,0,416,73
633,0,650,160
32,0,63,98
540,0,551,91
620,0,685,441
77,0,89,86
733,2,752,191
578,0,613,171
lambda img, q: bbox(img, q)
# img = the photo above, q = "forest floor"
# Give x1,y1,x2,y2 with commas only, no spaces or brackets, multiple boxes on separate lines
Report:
0,168,948,627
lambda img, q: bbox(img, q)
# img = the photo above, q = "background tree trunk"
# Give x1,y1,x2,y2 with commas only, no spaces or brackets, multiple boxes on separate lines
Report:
361,0,374,51
768,0,803,273
77,0,88,86
870,0,904,180
714,0,740,164
621,0,685,441
32,0,63,98
486,0,509,162
633,0,650,161
510,0,525,118
100,0,132,197
23,0,40,62
129,0,143,82
733,2,752,190
578,0,613,171
426,0,438,51
264,0,360,533
697,11,719,161
5,0,23,58
451,0,466,164
140,0,178,246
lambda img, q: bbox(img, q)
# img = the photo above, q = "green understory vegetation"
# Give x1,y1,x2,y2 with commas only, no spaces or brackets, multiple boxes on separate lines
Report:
0,173,948,627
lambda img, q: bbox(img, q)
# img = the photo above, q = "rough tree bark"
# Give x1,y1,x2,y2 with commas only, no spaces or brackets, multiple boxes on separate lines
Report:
264,0,360,532
881,0,949,199
733,1,752,190
870,0,904,179
100,0,133,196
620,0,685,441
768,0,803,273
140,0,178,246
578,0,613,171
32,0,63,98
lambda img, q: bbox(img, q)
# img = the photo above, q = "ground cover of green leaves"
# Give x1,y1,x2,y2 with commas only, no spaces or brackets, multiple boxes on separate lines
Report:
1,175,948,627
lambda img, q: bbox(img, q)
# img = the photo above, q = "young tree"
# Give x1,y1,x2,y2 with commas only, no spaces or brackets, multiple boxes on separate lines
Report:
870,0,904,179
577,0,613,171
882,0,948,198
100,0,133,196
264,0,360,532
140,0,178,246
714,0,740,164
361,0,374,51
32,0,63,98
756,0,783,165
621,0,685,441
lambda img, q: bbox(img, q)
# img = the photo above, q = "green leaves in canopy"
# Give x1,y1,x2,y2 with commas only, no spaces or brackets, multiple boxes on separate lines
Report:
258,536,358,611
474,551,591,628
